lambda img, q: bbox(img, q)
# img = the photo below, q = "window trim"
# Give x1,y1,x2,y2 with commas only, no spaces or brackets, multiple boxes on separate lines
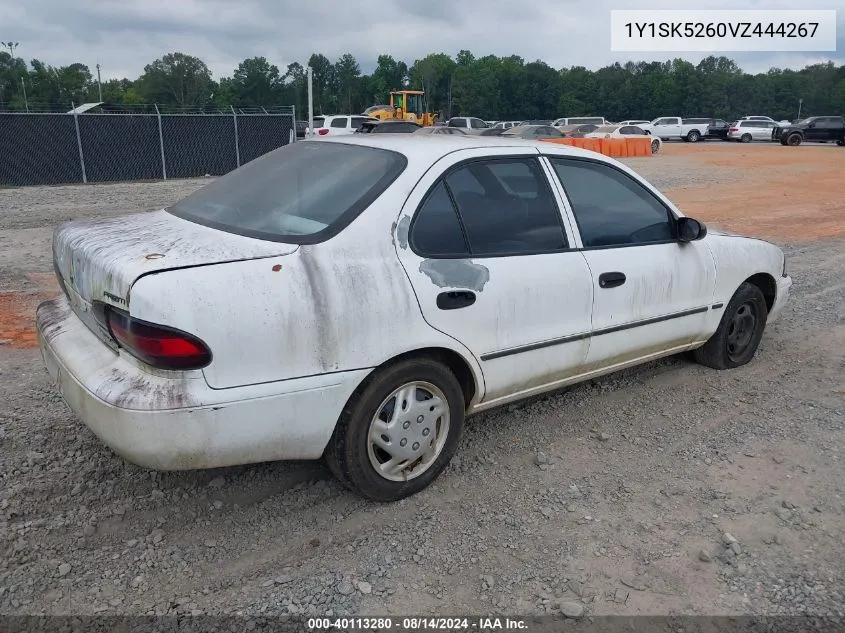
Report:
167,141,409,245
407,155,575,260
545,155,681,251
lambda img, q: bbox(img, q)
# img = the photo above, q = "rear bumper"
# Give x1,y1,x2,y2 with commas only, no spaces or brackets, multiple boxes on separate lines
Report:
36,296,371,470
768,275,792,324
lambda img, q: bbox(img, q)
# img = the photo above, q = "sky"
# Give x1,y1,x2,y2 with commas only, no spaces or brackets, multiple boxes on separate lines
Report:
0,0,842,81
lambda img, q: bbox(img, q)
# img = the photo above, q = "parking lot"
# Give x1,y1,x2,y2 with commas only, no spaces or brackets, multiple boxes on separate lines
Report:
0,141,843,619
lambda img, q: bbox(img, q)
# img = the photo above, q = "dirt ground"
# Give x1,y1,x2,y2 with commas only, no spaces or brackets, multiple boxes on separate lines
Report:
0,142,843,623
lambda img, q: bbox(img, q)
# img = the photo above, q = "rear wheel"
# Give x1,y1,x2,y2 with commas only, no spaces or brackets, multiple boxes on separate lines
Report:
686,130,701,143
740,133,752,143
324,358,465,501
694,282,768,370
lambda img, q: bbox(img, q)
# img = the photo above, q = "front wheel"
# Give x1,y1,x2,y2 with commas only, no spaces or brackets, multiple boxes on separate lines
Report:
694,282,768,370
837,139,845,146
651,139,660,154
324,358,465,501
786,133,802,146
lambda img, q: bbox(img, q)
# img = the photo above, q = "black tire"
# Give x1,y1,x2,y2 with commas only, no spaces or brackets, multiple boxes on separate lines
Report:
837,139,845,146
651,139,660,154
740,133,752,143
694,282,768,370
324,357,465,501
786,133,802,146
687,130,701,143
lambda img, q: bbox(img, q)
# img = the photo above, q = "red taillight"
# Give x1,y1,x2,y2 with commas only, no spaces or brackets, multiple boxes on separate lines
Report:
729,128,739,132
318,128,329,135
106,308,211,371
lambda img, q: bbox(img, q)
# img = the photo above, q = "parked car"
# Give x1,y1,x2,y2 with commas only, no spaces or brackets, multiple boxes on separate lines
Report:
479,128,508,136
500,125,563,139
741,115,792,126
295,120,308,139
773,116,845,146
355,119,422,134
617,120,651,127
414,126,467,135
640,117,709,142
552,117,608,127
556,124,599,138
447,117,491,134
684,118,730,140
492,121,521,130
309,115,379,136
726,119,779,143
585,124,663,154
36,135,792,501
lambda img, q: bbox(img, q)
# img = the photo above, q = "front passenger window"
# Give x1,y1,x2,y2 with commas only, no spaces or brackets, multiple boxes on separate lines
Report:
550,158,676,248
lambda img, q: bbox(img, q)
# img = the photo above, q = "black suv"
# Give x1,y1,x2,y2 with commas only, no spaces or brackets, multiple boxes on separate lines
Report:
773,116,845,146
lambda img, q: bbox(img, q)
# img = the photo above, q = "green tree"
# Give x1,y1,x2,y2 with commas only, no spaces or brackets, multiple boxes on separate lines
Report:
0,51,28,106
334,53,360,113
136,52,214,107
230,56,283,107
370,54,408,104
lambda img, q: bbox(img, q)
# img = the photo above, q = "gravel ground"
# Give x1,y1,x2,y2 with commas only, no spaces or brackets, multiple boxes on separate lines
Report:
1,144,844,624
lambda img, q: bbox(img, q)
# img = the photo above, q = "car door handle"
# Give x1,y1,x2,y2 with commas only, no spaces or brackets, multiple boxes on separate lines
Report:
436,290,476,310
598,272,626,289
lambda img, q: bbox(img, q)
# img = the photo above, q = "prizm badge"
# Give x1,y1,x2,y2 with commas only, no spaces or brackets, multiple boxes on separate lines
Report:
103,291,127,306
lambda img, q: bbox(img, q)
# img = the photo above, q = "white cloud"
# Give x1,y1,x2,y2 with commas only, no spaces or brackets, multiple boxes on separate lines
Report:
1,0,842,80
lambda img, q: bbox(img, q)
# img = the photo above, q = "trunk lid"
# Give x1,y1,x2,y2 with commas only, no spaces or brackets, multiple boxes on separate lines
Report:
53,210,298,344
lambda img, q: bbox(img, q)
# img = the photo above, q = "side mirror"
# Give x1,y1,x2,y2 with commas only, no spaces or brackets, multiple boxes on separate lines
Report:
677,217,707,242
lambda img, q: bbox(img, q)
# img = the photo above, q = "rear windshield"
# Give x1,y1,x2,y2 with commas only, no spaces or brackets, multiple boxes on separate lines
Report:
312,117,325,128
167,142,407,244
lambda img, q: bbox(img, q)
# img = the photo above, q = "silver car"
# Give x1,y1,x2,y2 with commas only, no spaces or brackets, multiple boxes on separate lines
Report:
727,119,779,143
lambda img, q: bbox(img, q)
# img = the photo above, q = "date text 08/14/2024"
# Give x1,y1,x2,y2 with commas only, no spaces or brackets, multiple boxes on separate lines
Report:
307,617,529,630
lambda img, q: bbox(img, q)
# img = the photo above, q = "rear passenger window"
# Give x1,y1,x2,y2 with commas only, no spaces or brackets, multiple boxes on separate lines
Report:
331,118,347,128
446,158,567,256
410,183,470,257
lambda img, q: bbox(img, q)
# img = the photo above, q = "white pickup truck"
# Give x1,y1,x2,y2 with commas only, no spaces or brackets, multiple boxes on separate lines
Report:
640,117,709,143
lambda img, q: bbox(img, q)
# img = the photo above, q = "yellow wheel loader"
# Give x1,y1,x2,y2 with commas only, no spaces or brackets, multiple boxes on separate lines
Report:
364,90,438,127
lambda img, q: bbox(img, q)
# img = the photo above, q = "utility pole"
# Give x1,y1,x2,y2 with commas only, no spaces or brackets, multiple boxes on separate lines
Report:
307,66,314,138
20,75,28,112
96,63,103,102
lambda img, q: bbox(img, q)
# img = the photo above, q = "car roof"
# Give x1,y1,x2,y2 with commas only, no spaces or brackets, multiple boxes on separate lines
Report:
314,133,608,162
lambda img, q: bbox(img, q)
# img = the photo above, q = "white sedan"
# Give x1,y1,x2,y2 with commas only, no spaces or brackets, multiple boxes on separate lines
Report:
37,135,792,501
585,124,663,154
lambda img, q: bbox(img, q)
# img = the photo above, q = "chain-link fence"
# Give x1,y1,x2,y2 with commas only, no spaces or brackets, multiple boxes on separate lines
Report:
0,106,296,187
